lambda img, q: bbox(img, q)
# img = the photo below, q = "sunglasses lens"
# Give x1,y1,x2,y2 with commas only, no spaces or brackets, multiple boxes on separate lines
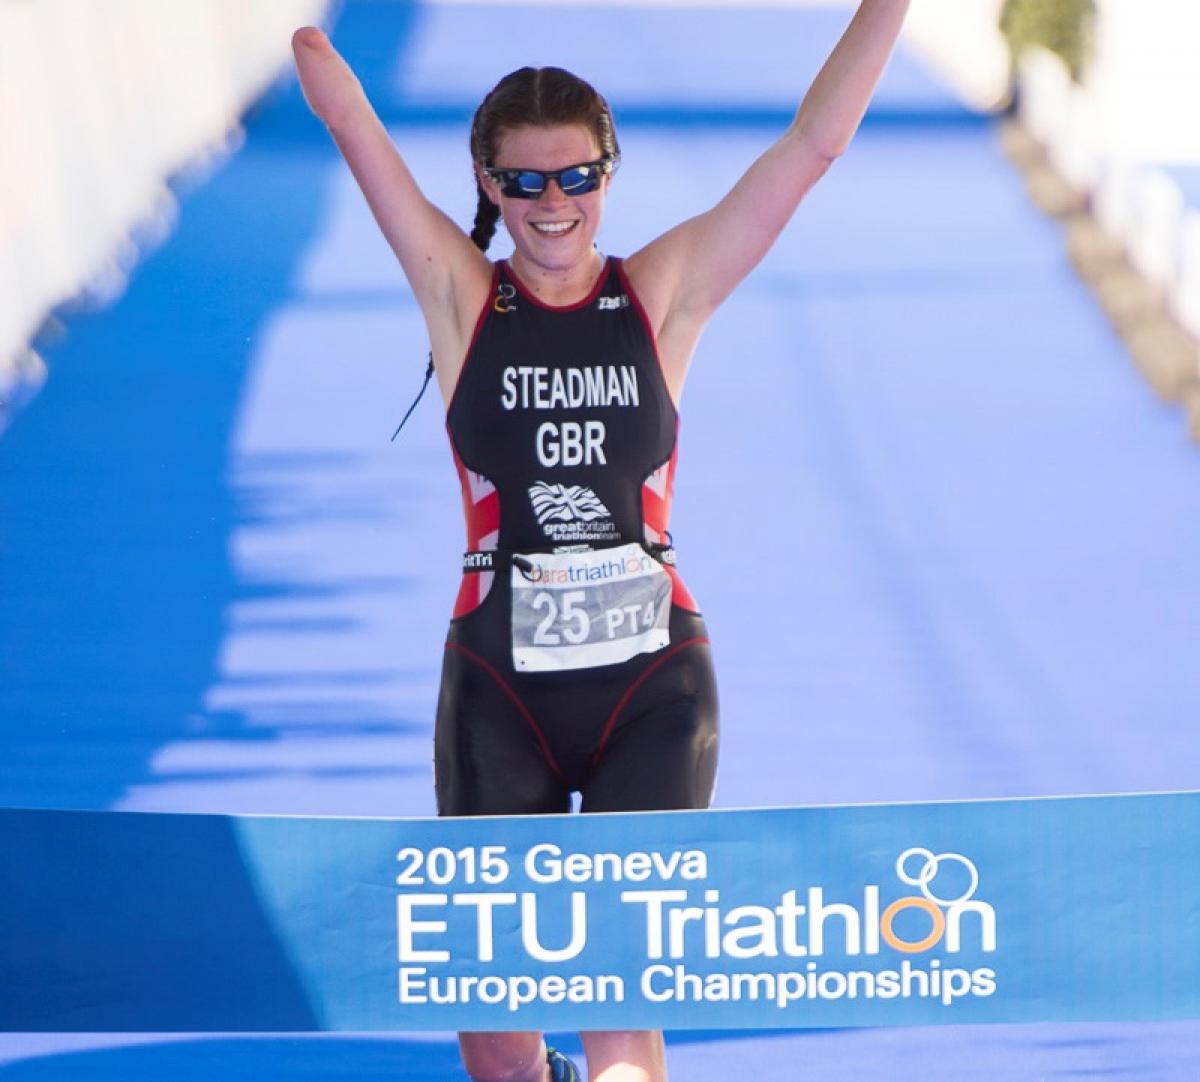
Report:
559,165,598,193
511,171,547,196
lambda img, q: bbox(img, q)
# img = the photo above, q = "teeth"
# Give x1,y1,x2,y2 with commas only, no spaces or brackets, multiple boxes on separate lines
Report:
533,222,575,235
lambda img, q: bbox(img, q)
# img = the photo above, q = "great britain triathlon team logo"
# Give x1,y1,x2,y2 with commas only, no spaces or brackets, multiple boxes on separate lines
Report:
529,482,619,543
529,482,609,524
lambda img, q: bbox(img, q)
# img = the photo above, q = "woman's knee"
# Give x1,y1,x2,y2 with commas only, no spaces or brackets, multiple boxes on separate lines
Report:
581,1029,666,1082
458,1031,549,1082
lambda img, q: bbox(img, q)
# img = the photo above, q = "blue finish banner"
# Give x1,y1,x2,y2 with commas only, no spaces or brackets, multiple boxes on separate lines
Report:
2,793,1200,1032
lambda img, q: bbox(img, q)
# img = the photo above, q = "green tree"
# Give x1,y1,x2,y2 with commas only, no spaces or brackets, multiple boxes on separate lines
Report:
1000,0,1097,81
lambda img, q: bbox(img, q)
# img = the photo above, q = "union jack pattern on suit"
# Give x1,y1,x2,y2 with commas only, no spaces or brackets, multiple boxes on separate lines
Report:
450,443,498,617
529,481,611,525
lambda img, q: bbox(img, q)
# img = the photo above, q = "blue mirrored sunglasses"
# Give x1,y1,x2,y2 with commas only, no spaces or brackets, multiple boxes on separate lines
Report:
483,157,616,199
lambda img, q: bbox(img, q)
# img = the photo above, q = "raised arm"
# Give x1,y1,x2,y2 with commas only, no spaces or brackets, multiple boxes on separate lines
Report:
291,28,491,388
625,0,911,392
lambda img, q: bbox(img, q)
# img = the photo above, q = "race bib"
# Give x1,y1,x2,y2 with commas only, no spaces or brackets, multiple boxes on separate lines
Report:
511,543,671,672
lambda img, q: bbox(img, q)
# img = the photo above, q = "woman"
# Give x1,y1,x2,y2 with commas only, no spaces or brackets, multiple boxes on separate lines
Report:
293,3,909,1079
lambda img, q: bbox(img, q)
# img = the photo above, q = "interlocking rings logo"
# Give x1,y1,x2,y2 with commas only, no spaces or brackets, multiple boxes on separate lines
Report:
877,848,993,955
493,283,517,314
895,848,979,907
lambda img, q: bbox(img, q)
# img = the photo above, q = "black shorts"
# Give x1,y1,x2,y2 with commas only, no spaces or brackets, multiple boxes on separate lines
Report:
434,589,719,817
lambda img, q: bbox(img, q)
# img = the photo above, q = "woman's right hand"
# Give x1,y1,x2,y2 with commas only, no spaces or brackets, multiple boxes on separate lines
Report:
291,26,367,130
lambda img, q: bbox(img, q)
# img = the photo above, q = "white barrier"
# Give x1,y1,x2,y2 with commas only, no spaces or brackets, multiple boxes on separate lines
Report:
1092,155,1138,242
1128,168,1185,292
0,0,329,426
1017,47,1073,158
1015,7,1200,388
1015,47,1100,199
1177,213,1200,340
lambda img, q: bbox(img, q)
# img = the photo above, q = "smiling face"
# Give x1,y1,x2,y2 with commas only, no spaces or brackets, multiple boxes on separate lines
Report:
482,124,609,280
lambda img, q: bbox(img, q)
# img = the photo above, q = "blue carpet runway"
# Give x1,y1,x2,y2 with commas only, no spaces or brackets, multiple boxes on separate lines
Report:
3,1,1199,1076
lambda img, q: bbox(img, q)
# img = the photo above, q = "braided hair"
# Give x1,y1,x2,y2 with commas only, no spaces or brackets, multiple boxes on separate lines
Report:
468,67,620,253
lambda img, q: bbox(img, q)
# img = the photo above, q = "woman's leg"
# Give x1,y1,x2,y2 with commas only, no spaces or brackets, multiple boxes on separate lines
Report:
577,623,719,1081
582,1030,667,1082
458,1032,550,1081
437,640,575,1080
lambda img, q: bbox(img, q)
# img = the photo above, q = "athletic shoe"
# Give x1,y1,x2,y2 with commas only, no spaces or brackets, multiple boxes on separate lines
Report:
547,1046,582,1081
